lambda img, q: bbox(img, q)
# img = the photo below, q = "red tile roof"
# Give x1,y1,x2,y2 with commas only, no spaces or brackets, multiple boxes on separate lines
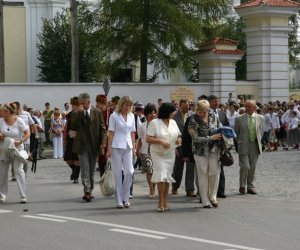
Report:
194,49,245,56
235,0,300,9
199,37,238,46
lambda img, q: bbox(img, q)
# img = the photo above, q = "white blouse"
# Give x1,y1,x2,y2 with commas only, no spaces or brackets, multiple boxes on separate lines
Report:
147,118,181,154
108,111,136,149
138,122,149,154
0,117,28,150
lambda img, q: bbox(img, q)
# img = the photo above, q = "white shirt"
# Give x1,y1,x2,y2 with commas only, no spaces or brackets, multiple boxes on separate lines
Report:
282,108,300,124
19,110,35,144
270,112,280,129
138,122,149,154
288,117,299,130
227,111,239,129
263,113,272,132
108,112,136,149
0,117,28,150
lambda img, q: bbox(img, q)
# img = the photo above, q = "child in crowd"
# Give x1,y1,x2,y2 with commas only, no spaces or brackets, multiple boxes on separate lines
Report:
285,111,300,150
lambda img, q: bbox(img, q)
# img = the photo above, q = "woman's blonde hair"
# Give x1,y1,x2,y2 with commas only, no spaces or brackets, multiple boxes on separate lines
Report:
196,100,210,112
116,96,133,113
0,103,17,115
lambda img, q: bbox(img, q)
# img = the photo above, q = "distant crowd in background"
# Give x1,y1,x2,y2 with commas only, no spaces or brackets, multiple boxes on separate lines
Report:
0,92,299,211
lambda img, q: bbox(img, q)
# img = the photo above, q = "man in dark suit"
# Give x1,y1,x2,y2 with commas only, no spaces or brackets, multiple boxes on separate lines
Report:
71,93,106,202
171,99,196,197
208,95,229,198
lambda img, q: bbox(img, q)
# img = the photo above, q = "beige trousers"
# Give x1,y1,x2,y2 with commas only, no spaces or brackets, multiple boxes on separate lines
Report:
194,153,220,206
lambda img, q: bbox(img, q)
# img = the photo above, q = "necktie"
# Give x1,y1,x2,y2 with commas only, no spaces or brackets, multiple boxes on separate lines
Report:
249,115,256,142
85,110,90,124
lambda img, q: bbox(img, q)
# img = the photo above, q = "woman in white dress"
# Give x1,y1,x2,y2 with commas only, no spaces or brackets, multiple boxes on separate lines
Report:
51,111,64,159
146,103,181,212
0,103,30,203
106,96,136,208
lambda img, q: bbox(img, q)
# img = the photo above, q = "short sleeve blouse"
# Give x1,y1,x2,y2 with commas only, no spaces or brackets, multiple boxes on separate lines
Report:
147,118,181,154
0,117,28,150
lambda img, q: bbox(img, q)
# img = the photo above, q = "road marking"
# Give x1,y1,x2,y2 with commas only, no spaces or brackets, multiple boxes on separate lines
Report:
110,229,167,239
22,215,67,222
0,209,12,213
37,214,264,250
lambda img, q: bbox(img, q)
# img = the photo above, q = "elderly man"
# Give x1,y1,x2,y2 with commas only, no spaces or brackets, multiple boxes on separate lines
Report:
234,100,264,195
71,93,106,202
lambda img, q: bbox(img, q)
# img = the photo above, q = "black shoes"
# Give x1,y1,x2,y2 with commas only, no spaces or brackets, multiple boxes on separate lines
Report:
217,193,227,198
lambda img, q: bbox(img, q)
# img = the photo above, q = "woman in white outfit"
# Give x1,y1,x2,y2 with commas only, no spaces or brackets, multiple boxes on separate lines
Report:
106,96,136,208
187,100,222,208
51,111,64,158
0,103,30,203
136,103,157,198
146,103,181,212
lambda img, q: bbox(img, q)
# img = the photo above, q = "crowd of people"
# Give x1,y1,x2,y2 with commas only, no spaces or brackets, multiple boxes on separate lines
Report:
0,93,299,212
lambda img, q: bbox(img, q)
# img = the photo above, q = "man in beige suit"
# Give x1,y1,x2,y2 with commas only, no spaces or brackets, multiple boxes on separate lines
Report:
71,93,106,202
234,100,264,195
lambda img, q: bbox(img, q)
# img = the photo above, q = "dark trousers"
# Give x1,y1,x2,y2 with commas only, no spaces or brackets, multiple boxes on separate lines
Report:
172,147,195,193
217,165,225,195
44,121,51,144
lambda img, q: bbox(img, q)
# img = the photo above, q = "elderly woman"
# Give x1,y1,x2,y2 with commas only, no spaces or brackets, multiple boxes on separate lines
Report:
146,103,181,212
106,96,136,208
136,103,157,198
187,100,222,208
0,103,30,203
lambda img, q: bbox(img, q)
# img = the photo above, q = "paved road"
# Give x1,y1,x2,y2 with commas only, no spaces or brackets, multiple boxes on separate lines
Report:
0,147,300,250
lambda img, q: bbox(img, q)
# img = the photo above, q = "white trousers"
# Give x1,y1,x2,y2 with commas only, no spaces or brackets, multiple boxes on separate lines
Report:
194,153,220,206
0,158,26,200
111,148,134,206
53,135,63,158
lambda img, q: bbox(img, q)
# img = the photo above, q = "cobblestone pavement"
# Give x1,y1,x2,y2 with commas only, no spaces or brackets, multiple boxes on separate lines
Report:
30,146,300,201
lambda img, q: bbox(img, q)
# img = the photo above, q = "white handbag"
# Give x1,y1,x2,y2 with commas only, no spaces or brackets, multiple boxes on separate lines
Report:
99,159,115,196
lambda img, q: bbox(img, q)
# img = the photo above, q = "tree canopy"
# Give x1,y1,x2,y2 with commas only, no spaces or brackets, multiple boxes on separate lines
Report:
37,3,104,82
94,0,232,82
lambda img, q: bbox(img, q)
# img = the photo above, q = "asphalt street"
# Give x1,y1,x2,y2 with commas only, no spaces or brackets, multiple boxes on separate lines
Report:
0,147,300,250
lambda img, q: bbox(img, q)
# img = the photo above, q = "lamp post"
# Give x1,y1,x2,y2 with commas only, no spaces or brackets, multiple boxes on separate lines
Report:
103,76,111,96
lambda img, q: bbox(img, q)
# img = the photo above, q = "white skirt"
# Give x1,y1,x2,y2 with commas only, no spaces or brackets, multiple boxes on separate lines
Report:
150,150,176,183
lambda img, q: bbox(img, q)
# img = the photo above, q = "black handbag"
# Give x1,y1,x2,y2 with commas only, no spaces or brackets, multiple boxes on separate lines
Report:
219,139,234,167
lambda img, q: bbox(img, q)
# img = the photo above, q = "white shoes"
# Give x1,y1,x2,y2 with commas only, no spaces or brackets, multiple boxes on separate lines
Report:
0,196,6,203
20,197,27,203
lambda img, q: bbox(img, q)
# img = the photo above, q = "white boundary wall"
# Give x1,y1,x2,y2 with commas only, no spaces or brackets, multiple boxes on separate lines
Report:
0,82,211,111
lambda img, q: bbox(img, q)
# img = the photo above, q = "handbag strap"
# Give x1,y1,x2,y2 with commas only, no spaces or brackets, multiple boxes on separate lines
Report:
146,122,151,155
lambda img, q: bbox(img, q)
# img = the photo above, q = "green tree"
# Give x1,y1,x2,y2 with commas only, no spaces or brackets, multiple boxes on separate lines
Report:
37,3,104,82
96,0,232,82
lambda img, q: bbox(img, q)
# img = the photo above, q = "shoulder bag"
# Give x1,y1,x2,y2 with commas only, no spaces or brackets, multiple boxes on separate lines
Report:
99,159,115,196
